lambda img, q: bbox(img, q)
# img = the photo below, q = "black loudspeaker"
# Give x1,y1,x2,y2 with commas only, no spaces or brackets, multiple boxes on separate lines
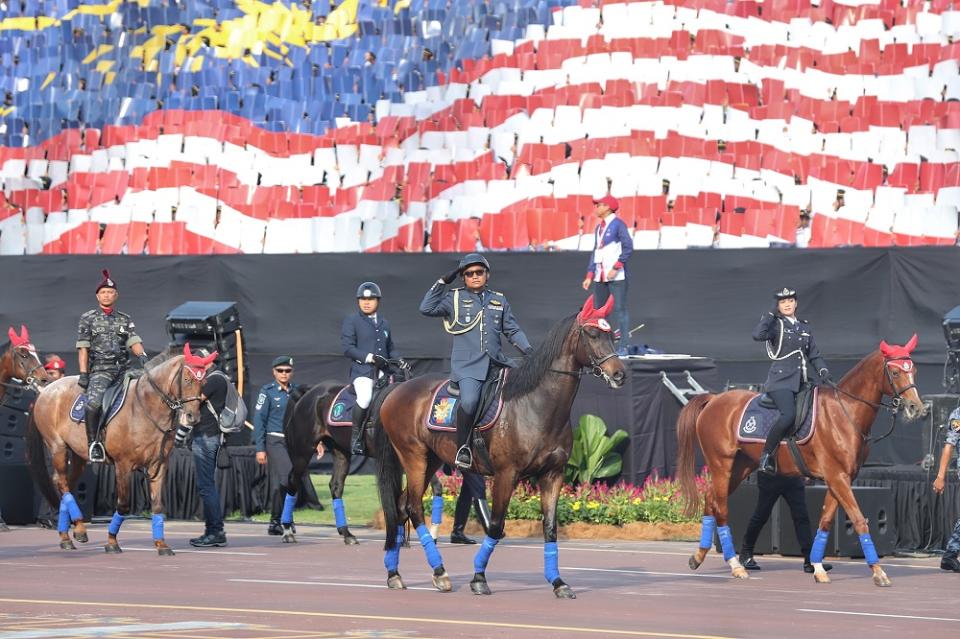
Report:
922,394,960,470
0,435,27,464
0,406,29,438
71,466,97,521
166,301,249,399
0,464,36,524
725,483,895,558
1,385,36,412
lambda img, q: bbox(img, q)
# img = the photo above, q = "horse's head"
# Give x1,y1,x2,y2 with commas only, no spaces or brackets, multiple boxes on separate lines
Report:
574,295,626,388
6,325,49,391
878,334,925,421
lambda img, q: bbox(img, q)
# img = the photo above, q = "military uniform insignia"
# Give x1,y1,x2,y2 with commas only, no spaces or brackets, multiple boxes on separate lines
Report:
489,299,502,306
951,419,960,432
256,393,267,409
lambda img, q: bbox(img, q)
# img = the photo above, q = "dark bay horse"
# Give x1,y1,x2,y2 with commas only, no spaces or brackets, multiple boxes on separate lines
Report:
677,336,925,586
280,369,444,544
27,346,209,555
375,296,626,598
1,325,49,399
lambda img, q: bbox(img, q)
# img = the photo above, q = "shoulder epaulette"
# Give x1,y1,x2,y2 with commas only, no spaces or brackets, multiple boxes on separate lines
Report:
489,289,505,296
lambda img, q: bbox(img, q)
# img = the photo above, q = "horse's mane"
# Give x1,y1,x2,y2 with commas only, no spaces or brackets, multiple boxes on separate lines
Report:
502,314,576,402
145,346,181,368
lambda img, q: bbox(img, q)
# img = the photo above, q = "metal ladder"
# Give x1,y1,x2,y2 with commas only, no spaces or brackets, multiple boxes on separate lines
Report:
660,370,710,406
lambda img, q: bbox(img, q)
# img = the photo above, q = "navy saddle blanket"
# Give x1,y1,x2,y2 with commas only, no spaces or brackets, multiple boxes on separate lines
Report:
426,373,506,433
737,388,818,445
70,379,130,425
328,386,356,427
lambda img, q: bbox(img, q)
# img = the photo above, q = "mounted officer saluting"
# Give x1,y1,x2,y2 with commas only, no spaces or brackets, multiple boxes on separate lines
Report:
420,253,532,470
76,269,148,463
342,281,408,456
752,287,831,475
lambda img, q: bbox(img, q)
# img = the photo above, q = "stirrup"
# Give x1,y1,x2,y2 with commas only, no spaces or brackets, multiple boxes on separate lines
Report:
455,445,473,470
88,441,106,463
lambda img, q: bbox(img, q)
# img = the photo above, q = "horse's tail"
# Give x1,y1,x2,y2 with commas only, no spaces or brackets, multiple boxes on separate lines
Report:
25,410,60,509
677,393,713,520
374,408,404,551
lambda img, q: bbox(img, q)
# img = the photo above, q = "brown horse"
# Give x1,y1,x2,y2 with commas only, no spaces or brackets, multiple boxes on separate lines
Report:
676,336,925,587
1,325,49,399
26,346,208,555
374,296,626,598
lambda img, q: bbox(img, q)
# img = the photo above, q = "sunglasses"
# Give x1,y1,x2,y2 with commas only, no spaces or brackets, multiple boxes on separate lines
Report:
462,269,487,278
274,368,293,374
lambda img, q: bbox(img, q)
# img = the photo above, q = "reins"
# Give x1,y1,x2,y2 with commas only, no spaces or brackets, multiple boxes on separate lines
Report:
133,360,204,478
547,325,617,379
825,356,918,444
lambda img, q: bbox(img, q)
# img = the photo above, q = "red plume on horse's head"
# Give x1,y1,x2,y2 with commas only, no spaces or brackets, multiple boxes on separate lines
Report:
879,334,918,359
576,295,614,331
183,343,218,369
8,325,30,348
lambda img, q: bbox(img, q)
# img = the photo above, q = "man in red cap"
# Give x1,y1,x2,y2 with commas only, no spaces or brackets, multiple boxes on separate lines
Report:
581,195,634,355
76,269,148,462
44,355,66,381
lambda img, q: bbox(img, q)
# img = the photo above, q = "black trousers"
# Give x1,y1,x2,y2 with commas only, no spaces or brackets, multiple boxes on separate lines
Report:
266,436,293,520
763,389,797,455
741,473,814,560
453,471,486,526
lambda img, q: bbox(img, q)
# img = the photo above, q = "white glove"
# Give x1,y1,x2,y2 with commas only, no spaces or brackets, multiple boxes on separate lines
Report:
364,353,374,363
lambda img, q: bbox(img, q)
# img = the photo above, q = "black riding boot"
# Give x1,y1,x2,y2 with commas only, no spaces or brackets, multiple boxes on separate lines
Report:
350,404,369,456
454,406,474,470
450,492,476,544
85,407,105,463
473,498,491,536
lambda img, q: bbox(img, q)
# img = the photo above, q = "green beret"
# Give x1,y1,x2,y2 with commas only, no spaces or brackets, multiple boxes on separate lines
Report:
272,356,294,368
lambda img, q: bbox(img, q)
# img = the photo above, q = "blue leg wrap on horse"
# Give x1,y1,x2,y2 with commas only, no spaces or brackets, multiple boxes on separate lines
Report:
333,498,347,528
810,529,830,564
151,513,164,541
416,524,443,570
859,533,880,566
431,495,444,525
473,535,499,573
717,525,736,561
544,541,561,583
57,496,71,533
699,515,717,550
63,492,82,522
108,511,125,536
384,526,404,572
281,493,297,525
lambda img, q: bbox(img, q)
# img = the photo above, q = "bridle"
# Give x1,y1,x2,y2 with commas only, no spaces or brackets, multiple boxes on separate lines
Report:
139,361,204,433
8,345,46,392
828,355,920,443
548,324,619,382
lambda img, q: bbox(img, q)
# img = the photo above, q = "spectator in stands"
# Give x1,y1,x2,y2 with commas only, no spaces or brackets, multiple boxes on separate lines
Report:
174,348,228,548
796,211,812,248
450,470,490,544
932,405,960,572
364,51,376,66
44,355,66,381
738,473,833,574
581,195,633,355
254,356,297,535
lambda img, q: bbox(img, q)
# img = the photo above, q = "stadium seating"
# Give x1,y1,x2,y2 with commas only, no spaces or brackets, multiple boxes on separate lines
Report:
0,0,957,254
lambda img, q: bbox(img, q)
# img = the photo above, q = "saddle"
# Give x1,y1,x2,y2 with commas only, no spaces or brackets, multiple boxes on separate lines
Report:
738,385,819,445
757,383,816,430
426,369,507,433
327,375,396,428
70,374,135,428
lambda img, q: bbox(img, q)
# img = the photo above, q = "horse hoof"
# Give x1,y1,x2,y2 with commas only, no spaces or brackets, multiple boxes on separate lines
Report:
813,572,832,584
60,540,76,551
688,555,702,571
554,584,576,599
104,543,122,554
432,571,453,592
157,546,175,557
343,534,359,545
470,578,491,596
872,572,892,588
731,567,750,580
387,574,406,590
282,532,297,544
73,531,88,544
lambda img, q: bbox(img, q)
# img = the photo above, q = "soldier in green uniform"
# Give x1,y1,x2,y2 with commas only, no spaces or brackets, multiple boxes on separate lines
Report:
76,270,147,462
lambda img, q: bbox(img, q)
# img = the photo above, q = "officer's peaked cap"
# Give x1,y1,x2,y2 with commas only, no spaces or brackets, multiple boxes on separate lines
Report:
774,287,798,300
356,282,382,298
458,253,491,273
272,355,294,368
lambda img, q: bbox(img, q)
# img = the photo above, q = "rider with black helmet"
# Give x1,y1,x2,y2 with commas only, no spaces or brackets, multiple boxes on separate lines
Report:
752,287,831,475
342,281,407,456
420,253,532,470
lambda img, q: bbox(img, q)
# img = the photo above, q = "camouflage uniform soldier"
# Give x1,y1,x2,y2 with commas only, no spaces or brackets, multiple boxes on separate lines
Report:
933,406,960,572
76,270,147,462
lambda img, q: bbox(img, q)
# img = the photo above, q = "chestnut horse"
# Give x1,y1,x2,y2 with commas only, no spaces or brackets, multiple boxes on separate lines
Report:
375,296,626,598
677,336,925,587
1,325,49,399
280,369,445,545
26,346,210,555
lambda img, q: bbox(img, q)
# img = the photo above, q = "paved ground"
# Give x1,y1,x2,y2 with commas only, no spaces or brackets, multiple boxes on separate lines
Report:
0,521,956,639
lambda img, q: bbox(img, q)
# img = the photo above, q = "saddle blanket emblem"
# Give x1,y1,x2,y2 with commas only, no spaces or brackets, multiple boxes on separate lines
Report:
327,385,356,427
70,385,129,425
737,389,818,445
426,380,504,432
